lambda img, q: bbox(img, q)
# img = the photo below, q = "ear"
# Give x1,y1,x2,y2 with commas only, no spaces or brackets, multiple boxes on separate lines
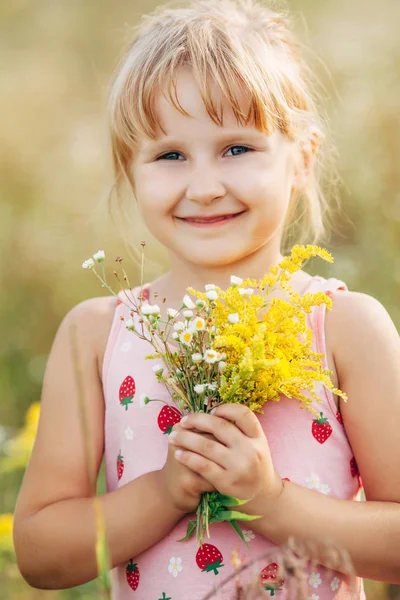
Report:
292,127,321,189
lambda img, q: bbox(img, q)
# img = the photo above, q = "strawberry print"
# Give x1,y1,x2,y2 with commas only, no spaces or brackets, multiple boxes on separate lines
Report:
119,376,136,410
350,456,359,478
312,412,332,444
196,544,224,575
126,559,140,590
335,409,343,425
158,594,171,600
116,298,122,306
282,477,290,482
260,562,285,595
117,452,124,481
140,286,149,302
158,405,182,435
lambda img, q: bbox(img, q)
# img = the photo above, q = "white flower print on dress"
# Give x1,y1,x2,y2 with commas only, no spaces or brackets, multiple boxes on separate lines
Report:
319,483,331,495
305,473,321,490
168,557,183,577
124,427,134,440
309,572,322,588
331,576,340,591
242,529,255,542
308,595,319,600
120,342,132,353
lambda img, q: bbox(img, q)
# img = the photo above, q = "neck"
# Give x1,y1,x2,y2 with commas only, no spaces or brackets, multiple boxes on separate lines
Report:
148,239,290,307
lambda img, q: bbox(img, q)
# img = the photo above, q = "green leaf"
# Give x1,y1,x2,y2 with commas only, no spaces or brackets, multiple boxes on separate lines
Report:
217,494,249,507
229,519,250,549
213,510,262,522
177,519,197,542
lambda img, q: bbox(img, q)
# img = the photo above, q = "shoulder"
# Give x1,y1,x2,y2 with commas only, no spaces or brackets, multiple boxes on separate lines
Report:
63,295,118,378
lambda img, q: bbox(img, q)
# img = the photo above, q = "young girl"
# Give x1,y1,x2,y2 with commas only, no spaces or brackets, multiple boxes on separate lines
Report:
13,0,400,599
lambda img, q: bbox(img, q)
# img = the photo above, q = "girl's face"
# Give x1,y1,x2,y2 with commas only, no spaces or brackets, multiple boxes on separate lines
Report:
131,68,297,269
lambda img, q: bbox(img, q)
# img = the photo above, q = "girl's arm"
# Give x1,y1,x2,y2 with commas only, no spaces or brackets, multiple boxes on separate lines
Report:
249,291,400,583
12,298,185,589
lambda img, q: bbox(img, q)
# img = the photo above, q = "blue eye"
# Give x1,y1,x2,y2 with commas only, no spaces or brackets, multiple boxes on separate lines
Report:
225,145,251,157
157,152,183,161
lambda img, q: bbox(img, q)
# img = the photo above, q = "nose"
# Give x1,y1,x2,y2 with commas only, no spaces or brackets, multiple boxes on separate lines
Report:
186,166,226,206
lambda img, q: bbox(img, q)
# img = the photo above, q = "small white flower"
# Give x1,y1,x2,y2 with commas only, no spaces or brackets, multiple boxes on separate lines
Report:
305,472,321,490
194,384,206,394
207,383,218,391
183,310,193,319
308,595,319,600
206,289,218,301
330,576,340,591
309,573,322,588
120,341,132,353
242,529,255,542
168,556,183,577
141,304,160,316
319,483,331,495
192,353,203,363
167,308,178,318
239,287,254,296
204,349,220,364
124,426,134,440
140,393,149,408
230,275,243,286
192,317,205,331
125,318,135,332
172,331,179,339
218,361,226,371
183,295,195,309
82,258,95,269
152,364,164,374
93,250,105,263
228,313,239,324
195,299,206,309
173,321,185,332
179,330,193,345
205,284,216,291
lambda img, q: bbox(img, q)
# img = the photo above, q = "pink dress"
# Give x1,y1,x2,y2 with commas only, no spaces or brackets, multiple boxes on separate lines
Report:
102,276,366,599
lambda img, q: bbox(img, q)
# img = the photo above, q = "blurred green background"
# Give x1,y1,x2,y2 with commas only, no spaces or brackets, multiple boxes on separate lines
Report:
1,0,399,598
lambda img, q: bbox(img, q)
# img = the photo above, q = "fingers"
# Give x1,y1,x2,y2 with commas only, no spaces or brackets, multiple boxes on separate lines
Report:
179,404,263,440
174,447,225,488
169,429,230,469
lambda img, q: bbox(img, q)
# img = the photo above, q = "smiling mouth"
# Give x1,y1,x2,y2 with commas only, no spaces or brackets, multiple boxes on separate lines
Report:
176,211,246,227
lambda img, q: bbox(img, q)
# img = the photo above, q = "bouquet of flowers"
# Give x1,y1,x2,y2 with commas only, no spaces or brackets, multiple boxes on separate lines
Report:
82,245,346,546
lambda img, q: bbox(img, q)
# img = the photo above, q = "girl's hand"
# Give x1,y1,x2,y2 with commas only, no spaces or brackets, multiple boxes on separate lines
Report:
168,403,284,512
160,421,216,514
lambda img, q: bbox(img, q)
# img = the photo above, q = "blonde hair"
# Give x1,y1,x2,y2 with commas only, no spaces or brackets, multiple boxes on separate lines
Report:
106,0,337,254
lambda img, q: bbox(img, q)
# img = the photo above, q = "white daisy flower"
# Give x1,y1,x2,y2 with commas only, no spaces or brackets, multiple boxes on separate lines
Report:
205,284,216,291
319,483,331,495
239,287,254,296
179,330,193,345
125,319,135,332
152,364,164,374
139,393,149,408
141,304,160,316
82,258,95,269
305,473,321,490
183,310,193,319
182,295,195,309
195,299,206,309
192,353,203,363
309,573,322,588
204,349,220,364
206,289,218,301
330,576,340,591
93,250,105,263
167,308,178,318
192,317,205,331
124,426,134,440
218,361,226,371
194,384,206,394
173,321,185,332
230,275,243,286
168,556,183,577
242,529,255,542
308,595,319,600
228,313,239,324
